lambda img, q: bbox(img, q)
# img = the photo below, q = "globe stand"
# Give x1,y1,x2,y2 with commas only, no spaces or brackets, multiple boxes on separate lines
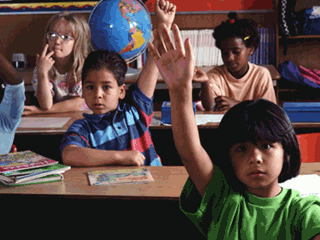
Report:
126,67,140,77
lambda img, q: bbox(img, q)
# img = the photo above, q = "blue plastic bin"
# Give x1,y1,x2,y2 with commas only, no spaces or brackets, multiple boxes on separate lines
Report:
161,101,196,124
283,102,320,122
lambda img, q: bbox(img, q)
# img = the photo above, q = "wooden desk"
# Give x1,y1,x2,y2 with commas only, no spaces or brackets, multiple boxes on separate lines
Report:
0,163,318,198
0,166,188,200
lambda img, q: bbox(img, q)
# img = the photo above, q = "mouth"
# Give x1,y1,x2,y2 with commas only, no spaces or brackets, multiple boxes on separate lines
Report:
249,170,265,177
93,104,104,108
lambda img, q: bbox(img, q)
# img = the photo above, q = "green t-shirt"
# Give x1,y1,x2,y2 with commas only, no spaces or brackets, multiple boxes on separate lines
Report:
180,165,320,239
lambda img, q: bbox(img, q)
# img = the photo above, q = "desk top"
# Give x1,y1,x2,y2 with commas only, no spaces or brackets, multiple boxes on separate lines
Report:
0,163,318,200
0,166,189,200
16,111,320,135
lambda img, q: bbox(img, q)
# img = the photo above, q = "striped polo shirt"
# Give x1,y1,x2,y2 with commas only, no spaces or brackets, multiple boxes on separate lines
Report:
60,84,161,166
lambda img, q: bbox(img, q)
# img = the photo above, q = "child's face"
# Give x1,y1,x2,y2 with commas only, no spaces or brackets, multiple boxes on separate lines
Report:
229,140,284,197
82,69,126,115
48,19,75,61
220,37,254,79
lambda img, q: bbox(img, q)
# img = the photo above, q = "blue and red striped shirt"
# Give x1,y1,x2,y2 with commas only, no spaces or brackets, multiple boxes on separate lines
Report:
60,84,161,166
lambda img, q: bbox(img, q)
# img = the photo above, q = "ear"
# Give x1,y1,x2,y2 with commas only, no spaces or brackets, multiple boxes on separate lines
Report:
248,46,255,56
118,84,126,100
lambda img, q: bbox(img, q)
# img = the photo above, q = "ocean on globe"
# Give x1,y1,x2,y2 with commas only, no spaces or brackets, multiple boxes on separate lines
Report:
89,0,152,63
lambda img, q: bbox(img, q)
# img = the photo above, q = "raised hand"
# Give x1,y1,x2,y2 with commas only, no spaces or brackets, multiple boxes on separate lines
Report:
155,0,176,28
148,23,195,91
36,44,55,76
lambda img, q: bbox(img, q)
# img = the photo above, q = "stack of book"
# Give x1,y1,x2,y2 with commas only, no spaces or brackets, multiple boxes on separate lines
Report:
0,150,70,186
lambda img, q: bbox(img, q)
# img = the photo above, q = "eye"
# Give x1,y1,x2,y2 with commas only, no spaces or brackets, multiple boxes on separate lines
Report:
103,85,111,90
261,144,272,150
85,85,94,90
61,34,73,41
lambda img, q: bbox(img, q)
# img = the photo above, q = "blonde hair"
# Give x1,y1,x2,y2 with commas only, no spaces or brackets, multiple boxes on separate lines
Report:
43,11,91,85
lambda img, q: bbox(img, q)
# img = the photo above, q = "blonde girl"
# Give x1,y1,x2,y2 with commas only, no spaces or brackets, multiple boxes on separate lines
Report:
24,11,91,115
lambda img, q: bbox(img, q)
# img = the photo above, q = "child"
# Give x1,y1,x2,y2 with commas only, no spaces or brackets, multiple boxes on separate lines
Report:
59,0,176,167
0,53,25,154
196,12,277,111
148,23,320,239
23,11,91,115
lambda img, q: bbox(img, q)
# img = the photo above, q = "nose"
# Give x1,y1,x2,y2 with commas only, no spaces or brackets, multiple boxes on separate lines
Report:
226,52,234,62
94,87,103,99
249,146,263,164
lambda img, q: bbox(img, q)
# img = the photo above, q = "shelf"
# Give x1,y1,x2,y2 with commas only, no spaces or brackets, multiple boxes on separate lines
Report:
278,35,320,39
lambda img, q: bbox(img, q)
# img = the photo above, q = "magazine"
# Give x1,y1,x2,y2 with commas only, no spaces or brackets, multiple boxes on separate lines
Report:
0,150,58,173
87,168,154,186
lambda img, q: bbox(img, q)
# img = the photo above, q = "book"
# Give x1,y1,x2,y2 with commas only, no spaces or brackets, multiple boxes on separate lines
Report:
0,174,64,187
0,163,71,184
87,168,154,186
0,150,58,173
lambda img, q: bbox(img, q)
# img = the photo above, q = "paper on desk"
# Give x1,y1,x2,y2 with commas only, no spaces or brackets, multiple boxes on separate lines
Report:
279,174,320,198
195,114,224,125
19,117,71,128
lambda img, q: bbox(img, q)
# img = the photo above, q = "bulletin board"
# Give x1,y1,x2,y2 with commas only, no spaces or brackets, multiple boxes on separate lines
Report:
145,0,273,13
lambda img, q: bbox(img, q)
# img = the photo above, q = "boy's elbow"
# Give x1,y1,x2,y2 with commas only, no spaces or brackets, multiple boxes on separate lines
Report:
62,145,80,166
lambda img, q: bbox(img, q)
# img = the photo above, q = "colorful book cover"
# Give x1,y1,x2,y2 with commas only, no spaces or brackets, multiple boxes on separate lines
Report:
0,150,58,173
87,168,154,186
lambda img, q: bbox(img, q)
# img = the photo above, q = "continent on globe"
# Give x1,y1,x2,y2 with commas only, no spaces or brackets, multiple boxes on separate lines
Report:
118,0,146,54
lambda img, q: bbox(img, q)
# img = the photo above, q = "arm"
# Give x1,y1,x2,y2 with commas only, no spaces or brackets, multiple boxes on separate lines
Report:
62,145,145,167
0,53,25,131
23,97,85,115
35,44,55,110
199,78,217,111
137,0,176,98
148,24,213,196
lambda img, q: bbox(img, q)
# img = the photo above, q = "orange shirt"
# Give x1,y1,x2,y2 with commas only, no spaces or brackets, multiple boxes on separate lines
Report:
203,62,277,104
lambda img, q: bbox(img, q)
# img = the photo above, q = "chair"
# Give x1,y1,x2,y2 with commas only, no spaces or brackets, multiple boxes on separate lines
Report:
10,144,17,153
296,133,320,162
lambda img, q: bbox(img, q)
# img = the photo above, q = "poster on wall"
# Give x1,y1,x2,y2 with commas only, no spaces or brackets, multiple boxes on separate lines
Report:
145,0,273,12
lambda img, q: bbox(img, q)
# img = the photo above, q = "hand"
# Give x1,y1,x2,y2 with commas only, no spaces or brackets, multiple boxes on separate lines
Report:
148,23,195,91
155,0,176,29
213,96,240,112
23,105,42,116
36,44,55,77
119,150,145,166
193,67,209,83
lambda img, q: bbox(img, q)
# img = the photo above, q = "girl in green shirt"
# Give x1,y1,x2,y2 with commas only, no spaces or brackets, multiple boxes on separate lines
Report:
148,23,320,239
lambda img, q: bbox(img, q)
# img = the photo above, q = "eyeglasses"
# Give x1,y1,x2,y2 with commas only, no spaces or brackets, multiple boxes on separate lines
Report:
46,32,74,42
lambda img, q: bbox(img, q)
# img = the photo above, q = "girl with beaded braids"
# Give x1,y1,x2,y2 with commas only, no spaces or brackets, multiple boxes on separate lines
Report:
194,12,277,112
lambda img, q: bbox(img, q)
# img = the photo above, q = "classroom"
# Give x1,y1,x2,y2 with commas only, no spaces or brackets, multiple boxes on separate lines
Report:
1,0,320,238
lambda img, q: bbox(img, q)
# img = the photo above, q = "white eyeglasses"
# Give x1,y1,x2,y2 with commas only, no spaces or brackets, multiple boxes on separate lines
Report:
46,32,74,42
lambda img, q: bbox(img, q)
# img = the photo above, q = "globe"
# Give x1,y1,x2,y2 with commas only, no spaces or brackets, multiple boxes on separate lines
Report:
89,0,152,69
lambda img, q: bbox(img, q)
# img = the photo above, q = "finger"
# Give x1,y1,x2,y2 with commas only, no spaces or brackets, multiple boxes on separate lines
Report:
41,44,49,57
36,54,39,65
162,0,169,12
159,23,175,52
148,42,161,63
172,24,185,56
46,50,55,58
184,37,195,66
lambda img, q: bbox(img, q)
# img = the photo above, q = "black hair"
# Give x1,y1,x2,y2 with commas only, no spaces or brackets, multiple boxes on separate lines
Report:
213,12,260,50
215,99,301,192
81,50,127,86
